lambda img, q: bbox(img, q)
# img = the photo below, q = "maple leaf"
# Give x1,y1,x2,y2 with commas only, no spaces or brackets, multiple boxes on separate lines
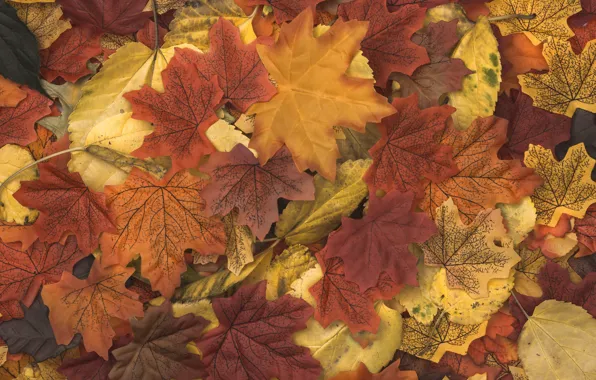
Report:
324,191,436,291
391,20,473,109
338,0,429,86
0,87,51,147
135,20,166,50
486,0,582,44
512,261,596,326
421,116,542,223
328,360,417,380
0,75,25,107
41,261,144,359
40,26,102,83
525,143,596,226
245,0,324,24
124,49,223,169
519,39,596,117
364,95,457,194
422,198,521,297
57,0,151,35
201,144,315,240
0,219,37,251
246,8,396,181
197,281,321,380
496,90,571,160
175,18,276,113
100,168,226,297
14,162,116,254
309,250,400,333
575,205,596,254
0,297,81,362
58,336,130,380
109,301,206,380
222,209,253,275
570,17,596,54
11,2,72,50
497,32,549,93
0,236,86,310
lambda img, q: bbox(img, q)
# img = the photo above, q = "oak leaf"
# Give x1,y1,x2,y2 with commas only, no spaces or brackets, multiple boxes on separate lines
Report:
201,144,314,240
100,168,226,297
364,95,457,194
0,75,25,107
11,2,71,49
0,87,51,148
246,8,395,181
109,301,206,380
14,162,117,254
486,0,582,44
422,198,521,298
325,191,436,291
524,143,596,226
519,39,596,117
421,116,542,223
197,281,321,380
0,236,86,311
57,0,151,35
246,0,324,24
518,300,596,380
338,0,429,86
176,18,276,113
40,26,102,83
41,261,144,359
496,90,571,160
124,49,223,169
309,250,400,333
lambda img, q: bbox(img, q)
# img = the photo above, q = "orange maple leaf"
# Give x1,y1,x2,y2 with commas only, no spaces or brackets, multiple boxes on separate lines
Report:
247,8,396,180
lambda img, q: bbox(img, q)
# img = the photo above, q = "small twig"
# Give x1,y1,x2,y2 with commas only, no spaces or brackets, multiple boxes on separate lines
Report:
152,0,159,51
259,237,279,243
511,291,531,320
488,13,536,22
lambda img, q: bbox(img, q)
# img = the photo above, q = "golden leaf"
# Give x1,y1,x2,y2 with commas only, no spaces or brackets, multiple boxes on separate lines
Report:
424,4,474,37
447,16,501,130
10,1,71,49
422,198,521,298
264,244,316,300
497,196,537,244
275,159,370,245
524,143,596,226
222,209,254,275
172,299,220,332
144,0,186,14
206,119,255,156
247,10,395,180
519,39,596,117
486,0,581,45
397,285,438,325
0,145,38,224
518,300,596,380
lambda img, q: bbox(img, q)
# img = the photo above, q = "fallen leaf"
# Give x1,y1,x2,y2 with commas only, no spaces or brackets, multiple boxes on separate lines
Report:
328,360,418,380
387,0,450,12
135,19,166,49
336,125,380,161
222,209,253,275
0,219,37,251
41,261,143,360
555,108,596,180
263,244,316,300
246,0,324,24
497,196,537,245
0,75,25,107
422,198,521,298
38,77,87,138
11,2,71,49
201,144,314,240
364,95,457,194
109,301,206,380
57,337,129,380
100,168,226,297
197,281,321,380
497,33,548,94
0,144,39,224
247,8,395,181
0,87,51,147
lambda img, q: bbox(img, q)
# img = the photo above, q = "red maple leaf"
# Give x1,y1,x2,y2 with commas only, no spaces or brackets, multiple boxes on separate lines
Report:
100,168,226,297
135,20,166,50
176,18,276,112
309,250,401,333
0,220,38,251
124,50,223,169
58,336,130,380
570,18,596,54
201,144,315,240
0,236,86,310
197,281,321,380
575,205,596,255
40,27,102,83
338,0,429,86
14,162,117,254
0,87,51,147
245,0,325,24
324,191,437,291
495,90,571,160
512,261,596,326
57,0,151,35
41,261,144,359
364,94,457,194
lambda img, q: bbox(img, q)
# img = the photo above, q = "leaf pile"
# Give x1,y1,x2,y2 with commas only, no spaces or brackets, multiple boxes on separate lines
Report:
1,0,596,379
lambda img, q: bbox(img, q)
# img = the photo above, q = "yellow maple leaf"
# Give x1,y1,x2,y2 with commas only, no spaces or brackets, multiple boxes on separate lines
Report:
247,9,395,180
205,119,255,156
11,2,71,49
401,309,487,362
497,196,537,245
486,0,581,45
524,143,596,226
518,300,596,380
222,209,254,276
422,198,521,298
519,38,596,117
0,144,38,224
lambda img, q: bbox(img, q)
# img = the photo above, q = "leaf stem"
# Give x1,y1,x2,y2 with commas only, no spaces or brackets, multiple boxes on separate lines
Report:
510,291,531,320
488,13,536,22
259,237,279,243
152,0,159,51
0,147,86,194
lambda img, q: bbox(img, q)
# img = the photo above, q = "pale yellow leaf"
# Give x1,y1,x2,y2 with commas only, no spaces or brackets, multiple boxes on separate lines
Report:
264,244,316,300
397,285,438,325
498,196,537,244
223,209,254,275
206,119,256,156
0,145,39,224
